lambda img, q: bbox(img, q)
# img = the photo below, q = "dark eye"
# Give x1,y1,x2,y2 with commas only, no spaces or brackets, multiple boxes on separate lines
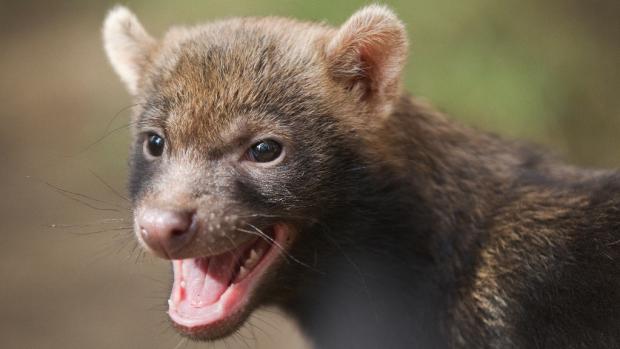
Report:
144,133,165,158
247,139,282,163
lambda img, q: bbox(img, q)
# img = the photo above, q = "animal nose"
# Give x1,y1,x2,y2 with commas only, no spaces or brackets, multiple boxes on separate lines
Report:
137,208,195,259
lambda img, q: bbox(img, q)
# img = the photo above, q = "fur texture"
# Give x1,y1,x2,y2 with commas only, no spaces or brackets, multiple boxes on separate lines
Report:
103,5,620,348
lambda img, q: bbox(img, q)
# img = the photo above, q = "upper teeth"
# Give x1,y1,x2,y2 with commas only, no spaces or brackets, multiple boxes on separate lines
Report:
234,248,264,282
237,266,249,280
246,249,259,266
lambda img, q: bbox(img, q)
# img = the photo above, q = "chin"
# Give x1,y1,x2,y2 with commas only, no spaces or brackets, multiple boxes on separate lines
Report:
166,223,294,340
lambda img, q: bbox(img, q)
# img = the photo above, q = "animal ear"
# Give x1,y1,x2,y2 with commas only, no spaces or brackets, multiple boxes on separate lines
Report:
103,6,156,95
325,5,408,106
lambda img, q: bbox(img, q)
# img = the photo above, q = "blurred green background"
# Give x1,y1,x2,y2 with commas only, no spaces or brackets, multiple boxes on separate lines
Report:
1,1,618,348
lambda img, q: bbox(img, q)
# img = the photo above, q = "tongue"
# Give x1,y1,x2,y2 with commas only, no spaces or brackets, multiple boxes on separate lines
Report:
186,251,240,307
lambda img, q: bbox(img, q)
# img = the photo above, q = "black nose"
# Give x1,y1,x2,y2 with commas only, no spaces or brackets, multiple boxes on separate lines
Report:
137,207,195,258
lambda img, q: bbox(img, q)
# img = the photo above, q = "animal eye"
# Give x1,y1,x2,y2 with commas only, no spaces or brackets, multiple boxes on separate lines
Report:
247,139,282,163
144,133,165,158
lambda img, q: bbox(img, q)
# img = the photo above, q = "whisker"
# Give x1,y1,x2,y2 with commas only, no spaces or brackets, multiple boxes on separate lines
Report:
128,240,141,263
104,103,138,133
224,234,240,251
72,121,137,157
236,213,319,225
62,226,133,237
244,319,270,343
44,181,123,212
238,329,256,349
172,337,188,349
74,232,135,273
237,224,321,273
46,218,129,229
249,312,280,333
88,169,130,203
46,181,127,209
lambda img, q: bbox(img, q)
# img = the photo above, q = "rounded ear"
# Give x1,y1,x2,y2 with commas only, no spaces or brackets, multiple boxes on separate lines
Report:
325,5,408,106
102,6,156,95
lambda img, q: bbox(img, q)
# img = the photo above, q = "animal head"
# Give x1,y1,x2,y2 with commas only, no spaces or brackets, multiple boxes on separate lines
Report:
103,4,408,339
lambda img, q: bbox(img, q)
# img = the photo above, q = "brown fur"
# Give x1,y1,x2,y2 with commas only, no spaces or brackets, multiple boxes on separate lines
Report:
104,5,620,348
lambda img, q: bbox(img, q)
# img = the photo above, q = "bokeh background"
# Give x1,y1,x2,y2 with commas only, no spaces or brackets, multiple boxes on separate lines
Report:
1,0,619,348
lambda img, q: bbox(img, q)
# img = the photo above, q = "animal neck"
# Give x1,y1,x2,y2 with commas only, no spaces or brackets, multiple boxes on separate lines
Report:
279,95,525,348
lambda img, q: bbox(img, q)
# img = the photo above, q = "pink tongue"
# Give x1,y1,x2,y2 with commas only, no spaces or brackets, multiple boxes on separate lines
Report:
187,252,239,307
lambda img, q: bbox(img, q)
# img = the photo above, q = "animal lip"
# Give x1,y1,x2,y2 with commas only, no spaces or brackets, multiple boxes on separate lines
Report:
167,224,290,335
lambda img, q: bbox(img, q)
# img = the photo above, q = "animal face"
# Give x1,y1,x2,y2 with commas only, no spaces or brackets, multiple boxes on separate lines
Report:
103,5,407,339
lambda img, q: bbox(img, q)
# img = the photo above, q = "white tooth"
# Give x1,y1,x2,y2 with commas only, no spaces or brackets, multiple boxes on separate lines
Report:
180,280,186,289
244,249,259,268
237,266,249,280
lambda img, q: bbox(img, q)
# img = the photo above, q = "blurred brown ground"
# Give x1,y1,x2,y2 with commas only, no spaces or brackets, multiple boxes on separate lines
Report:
0,1,618,348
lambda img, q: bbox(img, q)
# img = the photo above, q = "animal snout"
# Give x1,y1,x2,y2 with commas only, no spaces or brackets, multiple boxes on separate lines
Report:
137,207,196,258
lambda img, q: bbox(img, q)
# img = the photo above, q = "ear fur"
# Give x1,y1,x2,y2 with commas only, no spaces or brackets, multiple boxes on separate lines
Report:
326,5,408,104
103,6,156,95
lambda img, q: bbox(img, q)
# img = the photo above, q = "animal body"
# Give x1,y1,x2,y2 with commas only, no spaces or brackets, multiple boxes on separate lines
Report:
103,5,620,348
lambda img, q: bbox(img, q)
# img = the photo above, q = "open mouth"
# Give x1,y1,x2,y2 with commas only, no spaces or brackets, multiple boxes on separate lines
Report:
168,223,290,337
